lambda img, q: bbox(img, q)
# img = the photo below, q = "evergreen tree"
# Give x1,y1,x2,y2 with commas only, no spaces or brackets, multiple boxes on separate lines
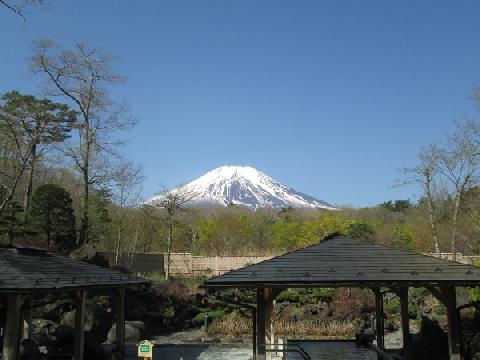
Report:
28,184,76,251
0,91,76,209
0,201,23,245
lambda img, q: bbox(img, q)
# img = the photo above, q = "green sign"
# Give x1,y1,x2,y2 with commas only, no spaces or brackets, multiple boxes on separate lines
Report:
138,340,153,358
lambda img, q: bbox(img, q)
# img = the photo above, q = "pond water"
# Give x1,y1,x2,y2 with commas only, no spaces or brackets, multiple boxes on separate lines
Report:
291,341,378,360
122,341,377,360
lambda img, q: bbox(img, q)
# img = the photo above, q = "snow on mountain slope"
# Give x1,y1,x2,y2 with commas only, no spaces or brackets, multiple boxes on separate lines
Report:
151,165,337,210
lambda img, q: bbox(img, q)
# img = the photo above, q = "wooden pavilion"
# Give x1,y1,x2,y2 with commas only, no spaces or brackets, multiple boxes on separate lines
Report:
0,245,148,360
203,234,480,360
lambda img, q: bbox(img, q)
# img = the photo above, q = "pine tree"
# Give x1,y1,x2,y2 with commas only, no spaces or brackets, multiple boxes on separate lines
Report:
0,201,23,245
28,184,76,251
0,91,76,209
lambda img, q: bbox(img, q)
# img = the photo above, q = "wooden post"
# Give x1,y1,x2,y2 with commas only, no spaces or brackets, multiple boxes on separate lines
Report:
265,290,274,351
74,290,86,360
256,288,266,360
116,288,126,357
3,294,23,360
399,287,412,360
444,286,461,360
252,307,257,360
22,295,32,340
374,289,384,349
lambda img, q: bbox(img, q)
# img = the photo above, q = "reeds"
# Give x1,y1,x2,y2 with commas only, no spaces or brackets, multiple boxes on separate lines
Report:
210,316,358,339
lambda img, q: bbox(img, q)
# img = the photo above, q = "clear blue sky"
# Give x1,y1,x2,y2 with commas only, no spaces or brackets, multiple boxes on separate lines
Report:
2,0,480,207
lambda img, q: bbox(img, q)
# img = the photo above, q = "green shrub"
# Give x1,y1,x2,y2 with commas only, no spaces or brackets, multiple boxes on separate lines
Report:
410,287,429,299
312,288,336,300
408,303,419,319
194,311,226,322
433,305,446,316
276,290,300,302
384,299,400,314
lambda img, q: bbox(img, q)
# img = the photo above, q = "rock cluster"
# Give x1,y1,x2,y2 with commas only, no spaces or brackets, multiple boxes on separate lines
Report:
20,296,146,360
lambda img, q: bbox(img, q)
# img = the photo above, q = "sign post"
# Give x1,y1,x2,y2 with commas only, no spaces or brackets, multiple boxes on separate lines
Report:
137,340,153,360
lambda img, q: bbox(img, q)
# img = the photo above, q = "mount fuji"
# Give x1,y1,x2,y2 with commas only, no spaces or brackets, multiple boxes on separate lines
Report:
152,165,337,210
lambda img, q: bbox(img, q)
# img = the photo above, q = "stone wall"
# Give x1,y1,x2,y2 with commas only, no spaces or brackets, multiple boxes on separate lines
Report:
425,253,478,265
101,252,273,276
167,253,273,276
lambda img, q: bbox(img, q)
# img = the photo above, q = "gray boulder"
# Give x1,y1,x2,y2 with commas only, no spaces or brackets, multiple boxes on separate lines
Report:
107,321,146,344
31,319,59,345
19,339,40,360
61,308,94,332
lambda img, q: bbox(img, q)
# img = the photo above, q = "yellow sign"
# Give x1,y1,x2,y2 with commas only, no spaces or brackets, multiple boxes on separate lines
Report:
137,340,153,358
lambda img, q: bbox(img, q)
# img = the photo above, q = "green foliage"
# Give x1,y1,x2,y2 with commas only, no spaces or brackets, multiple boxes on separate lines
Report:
88,189,111,243
312,288,336,300
276,288,336,304
272,220,307,252
215,288,256,305
28,184,76,251
276,290,301,303
196,210,273,255
0,201,24,244
272,214,347,252
408,303,420,319
0,90,76,144
384,299,400,314
194,310,226,322
381,200,411,213
343,220,376,242
433,304,446,316
390,224,414,250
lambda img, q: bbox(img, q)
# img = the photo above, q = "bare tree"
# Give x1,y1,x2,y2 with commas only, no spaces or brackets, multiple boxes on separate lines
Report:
147,184,197,280
429,120,479,261
400,151,442,257
29,39,137,244
109,160,144,268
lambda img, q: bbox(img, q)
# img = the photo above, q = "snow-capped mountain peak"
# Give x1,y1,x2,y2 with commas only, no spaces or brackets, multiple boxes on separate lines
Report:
152,165,337,210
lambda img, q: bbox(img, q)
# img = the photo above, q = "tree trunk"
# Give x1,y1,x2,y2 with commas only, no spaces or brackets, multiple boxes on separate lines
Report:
115,226,121,268
79,166,89,245
165,216,173,281
424,170,441,257
23,143,37,210
78,128,92,246
451,177,469,262
127,229,139,271
0,159,30,216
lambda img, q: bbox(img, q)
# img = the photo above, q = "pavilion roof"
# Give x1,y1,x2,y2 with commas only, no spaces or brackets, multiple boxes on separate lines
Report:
0,246,148,293
203,234,480,288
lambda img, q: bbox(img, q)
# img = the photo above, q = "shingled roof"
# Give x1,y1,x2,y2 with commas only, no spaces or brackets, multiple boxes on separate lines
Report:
0,246,148,293
203,234,480,288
